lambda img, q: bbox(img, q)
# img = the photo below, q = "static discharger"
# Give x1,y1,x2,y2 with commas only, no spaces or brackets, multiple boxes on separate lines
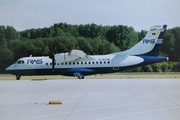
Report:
48,101,62,105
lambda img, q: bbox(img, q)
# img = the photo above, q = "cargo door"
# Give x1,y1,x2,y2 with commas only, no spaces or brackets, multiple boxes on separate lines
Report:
112,56,119,70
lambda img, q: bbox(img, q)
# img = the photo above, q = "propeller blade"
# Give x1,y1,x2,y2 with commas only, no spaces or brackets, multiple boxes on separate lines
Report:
49,43,56,72
49,54,55,71
52,55,55,71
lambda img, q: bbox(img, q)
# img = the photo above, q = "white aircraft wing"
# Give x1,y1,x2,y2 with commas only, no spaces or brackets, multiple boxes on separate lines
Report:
68,50,87,59
55,50,87,63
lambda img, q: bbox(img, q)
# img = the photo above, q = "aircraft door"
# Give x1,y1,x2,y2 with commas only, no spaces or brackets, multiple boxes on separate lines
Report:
112,56,119,70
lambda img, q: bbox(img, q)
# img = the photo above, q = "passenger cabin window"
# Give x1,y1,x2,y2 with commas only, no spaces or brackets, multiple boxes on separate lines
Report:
55,61,112,65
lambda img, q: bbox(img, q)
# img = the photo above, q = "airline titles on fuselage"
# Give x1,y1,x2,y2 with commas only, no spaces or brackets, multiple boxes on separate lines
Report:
143,39,155,44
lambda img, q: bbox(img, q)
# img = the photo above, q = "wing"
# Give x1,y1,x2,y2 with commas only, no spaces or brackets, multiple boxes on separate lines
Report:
69,50,87,59
55,50,87,63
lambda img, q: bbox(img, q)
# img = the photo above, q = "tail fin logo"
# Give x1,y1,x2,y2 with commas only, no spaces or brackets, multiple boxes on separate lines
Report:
143,39,155,44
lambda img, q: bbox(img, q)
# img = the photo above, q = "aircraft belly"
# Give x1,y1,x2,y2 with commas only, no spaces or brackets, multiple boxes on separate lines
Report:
6,69,54,75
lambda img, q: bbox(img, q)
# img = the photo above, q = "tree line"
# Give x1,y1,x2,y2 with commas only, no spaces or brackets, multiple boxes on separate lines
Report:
0,23,180,73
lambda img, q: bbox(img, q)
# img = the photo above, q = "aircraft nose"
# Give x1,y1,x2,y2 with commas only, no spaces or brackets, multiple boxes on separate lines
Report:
5,66,10,72
5,65,13,73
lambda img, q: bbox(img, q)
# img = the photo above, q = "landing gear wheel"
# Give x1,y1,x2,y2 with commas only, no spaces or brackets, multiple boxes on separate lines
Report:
78,74,84,79
16,75,21,80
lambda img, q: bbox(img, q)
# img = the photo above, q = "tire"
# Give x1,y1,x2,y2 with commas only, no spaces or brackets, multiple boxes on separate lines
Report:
16,75,21,80
78,74,84,79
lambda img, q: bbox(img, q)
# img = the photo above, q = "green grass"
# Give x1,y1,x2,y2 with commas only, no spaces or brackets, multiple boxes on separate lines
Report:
0,72,180,80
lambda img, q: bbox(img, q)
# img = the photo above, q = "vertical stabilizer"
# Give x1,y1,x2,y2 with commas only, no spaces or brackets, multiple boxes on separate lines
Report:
114,25,167,56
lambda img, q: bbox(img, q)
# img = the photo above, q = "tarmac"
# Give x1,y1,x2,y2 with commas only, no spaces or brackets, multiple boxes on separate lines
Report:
1,78,180,120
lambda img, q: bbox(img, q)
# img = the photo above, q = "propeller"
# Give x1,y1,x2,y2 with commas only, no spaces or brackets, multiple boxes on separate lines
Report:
49,43,57,72
49,53,55,71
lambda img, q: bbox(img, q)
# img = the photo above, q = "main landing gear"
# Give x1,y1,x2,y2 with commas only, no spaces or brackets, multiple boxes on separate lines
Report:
74,73,84,79
78,74,84,79
16,75,21,80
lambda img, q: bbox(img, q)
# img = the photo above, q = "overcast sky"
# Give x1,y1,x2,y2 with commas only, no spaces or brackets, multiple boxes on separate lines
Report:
0,0,180,31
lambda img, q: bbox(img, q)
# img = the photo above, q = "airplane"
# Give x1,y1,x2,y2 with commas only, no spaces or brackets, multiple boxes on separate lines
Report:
5,25,168,80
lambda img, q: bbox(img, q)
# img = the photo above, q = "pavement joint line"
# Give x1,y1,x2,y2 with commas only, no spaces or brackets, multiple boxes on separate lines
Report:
65,79,98,120
61,80,89,102
2,79,180,120
71,103,136,113
48,80,89,113
140,80,179,107
14,104,180,120
94,106,180,120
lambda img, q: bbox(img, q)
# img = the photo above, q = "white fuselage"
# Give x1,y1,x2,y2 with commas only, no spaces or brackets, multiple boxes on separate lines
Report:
6,54,145,76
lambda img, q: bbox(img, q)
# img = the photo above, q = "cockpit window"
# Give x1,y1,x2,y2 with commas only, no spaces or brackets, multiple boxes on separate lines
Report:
17,60,25,64
17,60,21,64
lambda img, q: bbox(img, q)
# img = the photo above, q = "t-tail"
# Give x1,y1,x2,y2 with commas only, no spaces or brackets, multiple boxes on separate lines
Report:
115,25,167,56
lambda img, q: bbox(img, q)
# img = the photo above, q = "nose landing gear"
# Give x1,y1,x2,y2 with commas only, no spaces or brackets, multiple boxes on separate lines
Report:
16,75,21,80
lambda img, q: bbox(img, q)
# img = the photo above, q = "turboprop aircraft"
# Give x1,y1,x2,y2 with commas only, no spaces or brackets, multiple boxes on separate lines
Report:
6,25,168,80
